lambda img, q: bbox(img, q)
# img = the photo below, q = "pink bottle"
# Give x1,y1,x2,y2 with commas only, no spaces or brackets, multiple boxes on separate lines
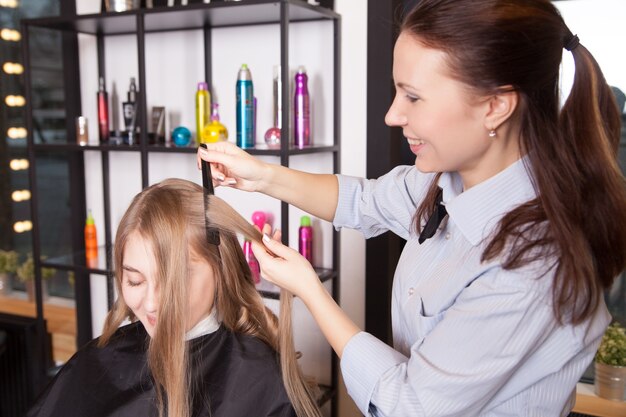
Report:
244,211,267,284
293,66,310,148
299,215,313,265
243,239,260,284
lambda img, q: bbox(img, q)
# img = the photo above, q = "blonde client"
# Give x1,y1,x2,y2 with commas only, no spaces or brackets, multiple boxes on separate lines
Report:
28,178,321,417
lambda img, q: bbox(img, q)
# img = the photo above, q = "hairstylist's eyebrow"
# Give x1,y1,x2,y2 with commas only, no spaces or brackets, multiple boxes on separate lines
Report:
396,82,419,93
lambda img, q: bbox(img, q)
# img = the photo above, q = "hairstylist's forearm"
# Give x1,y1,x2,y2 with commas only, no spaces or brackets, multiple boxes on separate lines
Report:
302,281,360,358
260,164,338,222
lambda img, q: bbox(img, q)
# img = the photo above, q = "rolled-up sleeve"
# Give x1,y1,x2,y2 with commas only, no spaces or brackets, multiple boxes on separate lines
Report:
333,166,433,240
340,269,585,417
341,332,411,415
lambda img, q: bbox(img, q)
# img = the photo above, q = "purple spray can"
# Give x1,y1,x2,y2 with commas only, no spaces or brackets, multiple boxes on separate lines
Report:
293,66,310,148
299,215,313,265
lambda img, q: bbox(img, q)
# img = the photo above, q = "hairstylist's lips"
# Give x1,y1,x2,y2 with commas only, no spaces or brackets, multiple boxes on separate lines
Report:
146,314,157,327
407,136,426,155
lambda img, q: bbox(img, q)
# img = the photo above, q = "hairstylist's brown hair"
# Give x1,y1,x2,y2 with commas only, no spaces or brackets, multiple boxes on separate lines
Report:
99,179,321,417
406,0,626,324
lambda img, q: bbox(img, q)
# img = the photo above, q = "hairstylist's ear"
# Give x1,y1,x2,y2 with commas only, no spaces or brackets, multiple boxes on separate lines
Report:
484,87,518,133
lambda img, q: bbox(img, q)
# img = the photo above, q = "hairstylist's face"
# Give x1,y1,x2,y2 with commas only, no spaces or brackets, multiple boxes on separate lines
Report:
386,33,497,188
121,231,216,338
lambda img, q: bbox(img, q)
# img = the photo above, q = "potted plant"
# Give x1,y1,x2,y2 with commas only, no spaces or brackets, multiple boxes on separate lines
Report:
16,254,56,302
0,250,18,296
595,321,626,401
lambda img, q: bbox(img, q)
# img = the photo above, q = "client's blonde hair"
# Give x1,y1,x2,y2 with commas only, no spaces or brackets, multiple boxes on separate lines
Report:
99,178,321,417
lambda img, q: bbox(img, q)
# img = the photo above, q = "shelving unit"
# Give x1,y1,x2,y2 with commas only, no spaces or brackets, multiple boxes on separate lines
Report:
22,1,340,415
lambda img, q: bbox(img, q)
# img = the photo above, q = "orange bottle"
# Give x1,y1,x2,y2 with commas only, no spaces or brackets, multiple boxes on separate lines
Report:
85,210,98,267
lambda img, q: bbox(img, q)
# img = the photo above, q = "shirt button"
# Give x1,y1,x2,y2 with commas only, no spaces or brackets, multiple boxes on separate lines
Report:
408,287,414,296
445,233,451,240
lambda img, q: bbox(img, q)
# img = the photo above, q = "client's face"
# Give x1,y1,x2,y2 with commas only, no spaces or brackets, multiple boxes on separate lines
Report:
121,231,216,338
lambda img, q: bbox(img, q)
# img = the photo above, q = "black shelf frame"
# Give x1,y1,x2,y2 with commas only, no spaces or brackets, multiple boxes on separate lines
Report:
22,1,341,415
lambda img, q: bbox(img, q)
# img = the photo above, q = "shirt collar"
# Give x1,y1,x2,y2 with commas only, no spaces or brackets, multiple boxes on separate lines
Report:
185,308,221,341
438,158,537,246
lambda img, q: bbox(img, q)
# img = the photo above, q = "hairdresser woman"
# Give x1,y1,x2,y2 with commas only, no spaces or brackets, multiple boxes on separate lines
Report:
198,0,626,415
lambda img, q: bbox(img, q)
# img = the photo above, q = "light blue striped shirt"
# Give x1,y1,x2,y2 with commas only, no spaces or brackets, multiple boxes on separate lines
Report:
334,159,610,416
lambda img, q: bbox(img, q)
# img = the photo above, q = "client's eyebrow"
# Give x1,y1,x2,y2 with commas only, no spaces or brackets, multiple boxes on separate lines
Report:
122,265,142,274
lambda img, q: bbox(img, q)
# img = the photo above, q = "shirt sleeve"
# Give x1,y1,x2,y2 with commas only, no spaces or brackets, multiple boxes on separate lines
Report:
333,166,433,240
340,268,580,417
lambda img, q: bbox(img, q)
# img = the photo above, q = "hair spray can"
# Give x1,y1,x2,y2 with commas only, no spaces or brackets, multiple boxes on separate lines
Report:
299,215,313,264
293,66,310,148
97,77,109,143
196,81,211,143
236,64,254,148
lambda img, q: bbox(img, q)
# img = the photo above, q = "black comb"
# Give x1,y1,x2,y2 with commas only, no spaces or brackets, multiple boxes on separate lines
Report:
200,143,220,246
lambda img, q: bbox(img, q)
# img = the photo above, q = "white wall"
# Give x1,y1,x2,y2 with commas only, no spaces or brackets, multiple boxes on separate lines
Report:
555,0,626,108
76,1,367,416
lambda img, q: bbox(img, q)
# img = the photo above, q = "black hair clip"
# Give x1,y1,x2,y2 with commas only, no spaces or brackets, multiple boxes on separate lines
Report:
200,144,220,246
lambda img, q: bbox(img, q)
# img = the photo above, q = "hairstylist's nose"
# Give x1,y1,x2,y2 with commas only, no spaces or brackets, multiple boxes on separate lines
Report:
385,98,407,127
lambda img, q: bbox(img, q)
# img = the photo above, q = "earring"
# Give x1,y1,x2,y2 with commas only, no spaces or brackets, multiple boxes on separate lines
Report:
488,129,497,138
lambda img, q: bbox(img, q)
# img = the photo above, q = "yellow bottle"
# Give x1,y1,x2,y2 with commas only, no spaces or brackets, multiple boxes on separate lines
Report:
201,103,228,143
195,82,211,143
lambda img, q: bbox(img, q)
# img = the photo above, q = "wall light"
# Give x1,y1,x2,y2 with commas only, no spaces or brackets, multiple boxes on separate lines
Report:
0,28,20,41
5,95,25,107
7,127,27,139
0,0,19,8
9,159,29,170
3,62,23,74
13,220,32,233
11,189,31,202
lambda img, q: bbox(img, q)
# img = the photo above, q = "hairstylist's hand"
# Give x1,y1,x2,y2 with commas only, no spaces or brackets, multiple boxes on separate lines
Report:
251,232,323,302
197,141,270,192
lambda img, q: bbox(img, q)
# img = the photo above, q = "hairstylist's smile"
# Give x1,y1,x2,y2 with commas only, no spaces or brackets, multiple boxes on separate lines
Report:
407,137,426,154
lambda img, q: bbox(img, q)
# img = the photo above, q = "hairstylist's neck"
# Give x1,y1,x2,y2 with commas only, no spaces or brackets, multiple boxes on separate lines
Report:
460,128,522,190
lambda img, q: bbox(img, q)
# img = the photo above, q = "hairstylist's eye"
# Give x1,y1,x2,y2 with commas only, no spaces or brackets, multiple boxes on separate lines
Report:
406,94,419,103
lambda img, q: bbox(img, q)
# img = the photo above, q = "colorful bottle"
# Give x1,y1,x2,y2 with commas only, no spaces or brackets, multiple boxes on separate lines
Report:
243,240,260,284
252,211,266,231
201,103,228,143
122,78,138,145
97,77,109,143
196,81,211,143
293,66,310,148
236,64,254,149
244,211,266,284
299,215,313,264
264,65,282,149
85,210,98,267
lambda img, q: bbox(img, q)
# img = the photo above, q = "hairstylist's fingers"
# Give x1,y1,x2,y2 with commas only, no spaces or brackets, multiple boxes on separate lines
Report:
260,233,297,259
197,143,266,192
252,236,317,298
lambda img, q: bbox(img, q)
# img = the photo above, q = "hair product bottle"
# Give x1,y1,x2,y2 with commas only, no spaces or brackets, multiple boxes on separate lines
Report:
299,215,313,264
97,77,109,143
85,210,98,267
236,64,254,149
195,81,211,143
201,103,228,143
293,66,310,148
243,211,266,284
264,65,281,149
122,78,138,145
251,210,266,231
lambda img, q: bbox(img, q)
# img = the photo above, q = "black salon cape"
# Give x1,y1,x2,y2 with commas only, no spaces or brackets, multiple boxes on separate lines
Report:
27,321,296,417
